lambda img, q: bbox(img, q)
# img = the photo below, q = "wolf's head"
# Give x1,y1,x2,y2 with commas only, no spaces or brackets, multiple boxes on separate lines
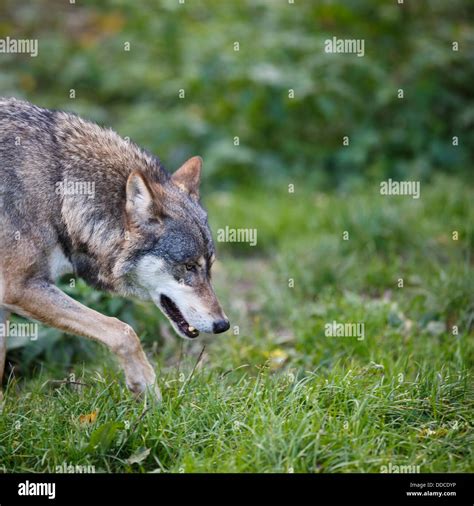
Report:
119,156,229,339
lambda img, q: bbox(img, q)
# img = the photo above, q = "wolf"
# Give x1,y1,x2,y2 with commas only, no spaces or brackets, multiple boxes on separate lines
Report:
0,97,229,400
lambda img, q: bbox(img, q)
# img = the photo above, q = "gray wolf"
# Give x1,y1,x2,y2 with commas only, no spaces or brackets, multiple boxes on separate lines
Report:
0,97,229,400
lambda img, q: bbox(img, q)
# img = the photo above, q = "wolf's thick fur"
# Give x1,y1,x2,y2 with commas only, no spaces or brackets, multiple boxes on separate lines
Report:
0,97,229,398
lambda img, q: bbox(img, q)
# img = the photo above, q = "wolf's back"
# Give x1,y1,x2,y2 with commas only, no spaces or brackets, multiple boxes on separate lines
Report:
0,97,59,176
0,97,58,151
0,98,167,250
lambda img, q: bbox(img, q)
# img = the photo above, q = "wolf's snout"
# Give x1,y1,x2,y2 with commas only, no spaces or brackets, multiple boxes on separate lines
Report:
213,318,230,334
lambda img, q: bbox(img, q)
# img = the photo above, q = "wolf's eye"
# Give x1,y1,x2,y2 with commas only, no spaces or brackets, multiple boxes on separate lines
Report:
185,263,197,272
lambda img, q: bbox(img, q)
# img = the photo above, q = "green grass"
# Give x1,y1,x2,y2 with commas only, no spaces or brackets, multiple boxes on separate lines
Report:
1,175,473,473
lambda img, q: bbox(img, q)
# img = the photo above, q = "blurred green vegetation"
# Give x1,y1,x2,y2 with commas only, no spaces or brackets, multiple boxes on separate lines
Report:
0,0,473,189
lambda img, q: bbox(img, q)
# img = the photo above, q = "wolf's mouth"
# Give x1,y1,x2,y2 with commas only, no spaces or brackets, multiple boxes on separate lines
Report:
160,294,199,338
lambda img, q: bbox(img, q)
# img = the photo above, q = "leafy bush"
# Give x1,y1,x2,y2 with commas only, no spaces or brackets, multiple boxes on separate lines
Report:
0,0,472,188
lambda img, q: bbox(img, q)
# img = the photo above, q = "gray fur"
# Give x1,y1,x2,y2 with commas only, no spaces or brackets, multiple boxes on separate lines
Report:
0,98,228,393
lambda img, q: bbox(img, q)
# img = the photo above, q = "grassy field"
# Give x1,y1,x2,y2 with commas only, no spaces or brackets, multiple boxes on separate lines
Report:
0,175,473,473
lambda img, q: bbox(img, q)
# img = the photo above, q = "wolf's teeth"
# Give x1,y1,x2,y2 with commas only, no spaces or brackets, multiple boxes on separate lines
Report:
188,326,195,332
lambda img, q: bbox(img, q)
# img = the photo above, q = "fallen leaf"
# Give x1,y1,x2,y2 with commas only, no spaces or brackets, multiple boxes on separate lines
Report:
127,447,151,465
419,427,449,438
79,411,98,424
267,348,288,370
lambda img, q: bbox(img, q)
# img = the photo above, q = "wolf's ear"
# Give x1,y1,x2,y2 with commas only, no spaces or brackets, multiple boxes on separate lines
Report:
126,171,162,225
172,156,202,199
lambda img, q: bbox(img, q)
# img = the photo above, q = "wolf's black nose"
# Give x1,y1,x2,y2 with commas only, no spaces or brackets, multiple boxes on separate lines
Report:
213,319,230,334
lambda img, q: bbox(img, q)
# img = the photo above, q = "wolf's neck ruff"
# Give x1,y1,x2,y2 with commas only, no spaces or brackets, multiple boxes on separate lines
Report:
53,108,170,290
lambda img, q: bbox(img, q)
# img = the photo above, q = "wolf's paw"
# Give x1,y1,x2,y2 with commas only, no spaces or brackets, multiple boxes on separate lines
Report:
126,378,162,401
125,367,161,402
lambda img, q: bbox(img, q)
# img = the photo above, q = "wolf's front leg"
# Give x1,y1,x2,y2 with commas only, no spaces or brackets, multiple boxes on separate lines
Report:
4,281,160,400
0,309,10,401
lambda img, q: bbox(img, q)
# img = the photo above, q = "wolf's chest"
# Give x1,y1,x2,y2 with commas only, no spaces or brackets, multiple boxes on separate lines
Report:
48,246,73,280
